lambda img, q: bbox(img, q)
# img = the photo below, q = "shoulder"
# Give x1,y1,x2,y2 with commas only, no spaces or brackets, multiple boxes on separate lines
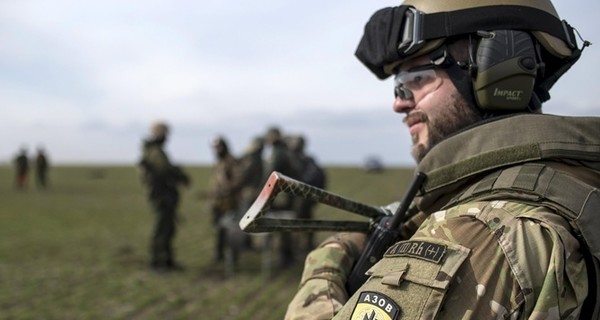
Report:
358,200,587,318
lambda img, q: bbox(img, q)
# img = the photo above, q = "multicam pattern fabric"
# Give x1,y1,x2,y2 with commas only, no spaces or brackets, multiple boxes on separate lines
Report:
284,247,351,320
285,114,600,319
208,154,240,215
285,233,366,319
286,201,587,319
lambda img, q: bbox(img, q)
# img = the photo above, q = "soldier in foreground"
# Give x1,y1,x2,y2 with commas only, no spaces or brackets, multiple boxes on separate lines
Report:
138,121,190,273
285,0,599,319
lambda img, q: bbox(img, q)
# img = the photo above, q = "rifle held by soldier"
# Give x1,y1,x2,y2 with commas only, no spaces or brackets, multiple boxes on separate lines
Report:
345,171,426,294
239,171,427,293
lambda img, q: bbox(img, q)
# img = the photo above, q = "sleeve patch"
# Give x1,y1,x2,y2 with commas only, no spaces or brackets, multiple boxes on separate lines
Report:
385,240,447,264
350,291,400,320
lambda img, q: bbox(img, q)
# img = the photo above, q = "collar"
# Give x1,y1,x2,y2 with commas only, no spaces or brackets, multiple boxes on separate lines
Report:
415,114,600,212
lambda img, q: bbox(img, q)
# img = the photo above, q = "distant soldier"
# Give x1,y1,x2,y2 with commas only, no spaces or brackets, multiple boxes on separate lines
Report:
207,136,240,262
138,121,190,273
286,135,326,190
13,147,29,190
35,147,49,189
286,135,326,251
263,126,299,267
237,137,265,212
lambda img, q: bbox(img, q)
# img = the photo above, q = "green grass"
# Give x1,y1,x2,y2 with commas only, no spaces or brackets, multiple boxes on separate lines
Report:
0,165,414,319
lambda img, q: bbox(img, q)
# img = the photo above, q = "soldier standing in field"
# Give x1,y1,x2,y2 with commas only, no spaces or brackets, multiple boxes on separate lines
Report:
35,147,49,189
286,135,326,252
13,147,29,190
207,136,240,263
286,0,600,319
263,126,301,268
237,137,265,214
138,121,190,273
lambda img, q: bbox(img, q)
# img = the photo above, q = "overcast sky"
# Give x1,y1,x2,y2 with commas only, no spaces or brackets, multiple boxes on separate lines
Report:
1,1,598,167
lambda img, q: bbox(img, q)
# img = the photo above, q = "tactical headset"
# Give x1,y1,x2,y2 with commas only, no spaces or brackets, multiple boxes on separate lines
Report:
355,3,589,113
471,29,539,111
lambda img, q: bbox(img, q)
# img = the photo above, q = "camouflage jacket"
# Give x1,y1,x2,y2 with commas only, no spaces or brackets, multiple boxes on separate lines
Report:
208,153,240,214
139,139,189,204
286,114,600,319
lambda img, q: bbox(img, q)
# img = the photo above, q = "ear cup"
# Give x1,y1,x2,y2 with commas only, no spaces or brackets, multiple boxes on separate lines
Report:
473,30,538,111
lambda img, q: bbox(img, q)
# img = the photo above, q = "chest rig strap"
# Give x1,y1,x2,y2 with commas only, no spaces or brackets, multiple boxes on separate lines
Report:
451,163,600,254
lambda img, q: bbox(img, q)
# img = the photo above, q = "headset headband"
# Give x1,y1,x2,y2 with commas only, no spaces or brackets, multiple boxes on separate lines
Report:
356,5,580,80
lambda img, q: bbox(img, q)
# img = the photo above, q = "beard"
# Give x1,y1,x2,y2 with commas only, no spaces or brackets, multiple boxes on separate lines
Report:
410,91,482,162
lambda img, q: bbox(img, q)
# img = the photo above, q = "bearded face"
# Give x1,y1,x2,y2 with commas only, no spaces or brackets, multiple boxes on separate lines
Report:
409,90,481,162
392,56,482,163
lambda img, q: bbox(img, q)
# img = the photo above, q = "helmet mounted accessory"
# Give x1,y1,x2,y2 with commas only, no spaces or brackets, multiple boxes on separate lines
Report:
355,1,590,113
472,30,538,111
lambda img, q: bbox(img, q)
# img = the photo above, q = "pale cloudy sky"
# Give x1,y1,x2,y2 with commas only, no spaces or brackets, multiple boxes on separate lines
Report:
0,0,598,166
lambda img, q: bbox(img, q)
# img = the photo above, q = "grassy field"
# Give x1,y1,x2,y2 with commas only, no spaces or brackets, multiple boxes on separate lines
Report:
0,165,414,319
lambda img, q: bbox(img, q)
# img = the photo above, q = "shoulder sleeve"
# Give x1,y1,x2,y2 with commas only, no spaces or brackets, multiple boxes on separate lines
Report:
334,201,588,319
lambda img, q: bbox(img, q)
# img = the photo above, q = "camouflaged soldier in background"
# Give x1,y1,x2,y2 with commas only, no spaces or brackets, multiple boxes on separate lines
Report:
139,121,190,272
237,137,265,213
264,126,301,267
286,134,327,252
285,0,600,319
13,147,29,190
207,136,241,262
35,146,49,189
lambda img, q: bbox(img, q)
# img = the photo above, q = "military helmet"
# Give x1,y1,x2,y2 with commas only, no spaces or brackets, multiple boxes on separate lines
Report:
212,135,228,149
150,121,169,138
265,126,282,144
285,135,305,153
355,0,588,109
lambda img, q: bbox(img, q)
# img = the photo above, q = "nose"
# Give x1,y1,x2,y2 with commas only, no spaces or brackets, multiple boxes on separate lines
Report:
393,92,415,113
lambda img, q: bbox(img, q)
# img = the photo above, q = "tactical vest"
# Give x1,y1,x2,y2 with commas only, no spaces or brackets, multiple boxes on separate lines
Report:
412,114,600,319
443,163,600,319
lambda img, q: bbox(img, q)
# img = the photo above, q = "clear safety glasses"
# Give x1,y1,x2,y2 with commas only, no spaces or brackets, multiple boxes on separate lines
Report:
393,63,439,100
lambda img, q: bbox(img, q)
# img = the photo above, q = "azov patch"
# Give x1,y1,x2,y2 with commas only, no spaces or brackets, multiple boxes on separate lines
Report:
350,291,400,320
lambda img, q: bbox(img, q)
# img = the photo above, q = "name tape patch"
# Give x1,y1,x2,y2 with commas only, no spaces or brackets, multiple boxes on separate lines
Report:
385,240,447,264
350,291,400,320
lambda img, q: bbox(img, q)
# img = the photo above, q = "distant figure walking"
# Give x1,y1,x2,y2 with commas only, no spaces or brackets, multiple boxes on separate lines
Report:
35,147,50,189
138,121,191,273
13,147,29,190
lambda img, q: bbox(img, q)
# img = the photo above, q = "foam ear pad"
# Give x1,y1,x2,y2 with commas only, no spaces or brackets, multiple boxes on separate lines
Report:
473,30,538,111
